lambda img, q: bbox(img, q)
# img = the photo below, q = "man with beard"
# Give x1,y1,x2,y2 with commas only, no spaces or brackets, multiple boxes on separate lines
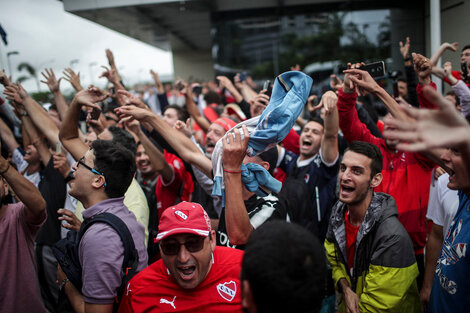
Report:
0,142,47,313
325,141,420,313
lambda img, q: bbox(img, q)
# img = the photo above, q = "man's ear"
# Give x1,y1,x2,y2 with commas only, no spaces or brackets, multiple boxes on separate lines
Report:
91,175,106,190
242,280,258,313
209,230,216,251
371,172,383,188
260,161,269,172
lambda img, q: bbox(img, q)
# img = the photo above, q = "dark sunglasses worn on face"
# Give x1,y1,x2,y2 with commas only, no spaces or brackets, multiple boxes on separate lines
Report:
160,236,207,255
77,156,107,187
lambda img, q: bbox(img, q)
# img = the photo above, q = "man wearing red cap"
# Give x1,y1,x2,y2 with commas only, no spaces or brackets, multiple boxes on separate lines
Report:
118,202,244,313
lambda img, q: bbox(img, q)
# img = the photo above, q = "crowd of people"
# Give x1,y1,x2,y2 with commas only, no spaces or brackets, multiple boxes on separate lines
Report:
1,37,470,313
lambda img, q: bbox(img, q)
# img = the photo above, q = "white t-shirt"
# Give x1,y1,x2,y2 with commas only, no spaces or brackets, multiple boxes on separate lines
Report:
12,148,41,187
426,173,459,236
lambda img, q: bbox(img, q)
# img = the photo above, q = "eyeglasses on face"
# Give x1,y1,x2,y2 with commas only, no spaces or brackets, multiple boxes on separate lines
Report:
160,236,207,255
77,156,107,187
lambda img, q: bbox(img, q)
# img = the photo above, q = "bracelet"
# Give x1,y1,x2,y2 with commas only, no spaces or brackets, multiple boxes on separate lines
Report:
0,163,10,175
224,169,244,174
404,57,411,62
59,278,69,290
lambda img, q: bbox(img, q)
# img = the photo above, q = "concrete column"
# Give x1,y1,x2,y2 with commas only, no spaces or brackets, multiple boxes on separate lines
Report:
430,0,442,92
170,34,214,81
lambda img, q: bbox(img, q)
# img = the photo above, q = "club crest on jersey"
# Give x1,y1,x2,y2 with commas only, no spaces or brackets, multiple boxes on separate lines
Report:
174,210,189,222
217,280,236,302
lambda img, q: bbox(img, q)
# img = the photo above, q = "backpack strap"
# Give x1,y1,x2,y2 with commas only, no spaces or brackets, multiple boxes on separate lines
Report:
78,213,139,298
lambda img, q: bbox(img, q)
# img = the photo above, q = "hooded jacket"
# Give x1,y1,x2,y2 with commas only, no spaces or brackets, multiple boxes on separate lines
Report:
325,193,420,313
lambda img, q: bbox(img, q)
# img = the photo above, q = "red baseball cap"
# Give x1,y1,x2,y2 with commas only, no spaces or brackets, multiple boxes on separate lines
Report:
213,117,237,132
156,202,211,242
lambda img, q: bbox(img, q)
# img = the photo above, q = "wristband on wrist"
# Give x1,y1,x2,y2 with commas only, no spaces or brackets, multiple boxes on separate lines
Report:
224,169,244,174
404,57,411,62
0,163,10,175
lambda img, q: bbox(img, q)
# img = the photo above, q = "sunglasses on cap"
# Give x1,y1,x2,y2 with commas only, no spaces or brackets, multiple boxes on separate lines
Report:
160,236,207,255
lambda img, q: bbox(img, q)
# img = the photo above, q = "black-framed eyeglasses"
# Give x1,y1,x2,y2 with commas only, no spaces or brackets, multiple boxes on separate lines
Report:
77,156,107,187
160,236,207,255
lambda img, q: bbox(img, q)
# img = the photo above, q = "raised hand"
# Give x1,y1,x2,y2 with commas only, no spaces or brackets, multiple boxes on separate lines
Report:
174,119,192,138
442,42,459,52
116,89,147,108
383,86,470,151
320,91,338,115
115,105,153,122
74,86,108,110
290,64,301,71
0,69,12,87
62,68,83,91
412,53,432,85
100,65,119,84
343,67,379,95
216,76,233,89
399,37,411,60
53,152,71,178
250,90,270,117
329,74,343,91
41,68,62,93
3,82,29,105
222,125,249,171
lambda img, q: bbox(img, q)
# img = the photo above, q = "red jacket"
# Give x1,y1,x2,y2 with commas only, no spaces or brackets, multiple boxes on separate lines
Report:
337,89,434,254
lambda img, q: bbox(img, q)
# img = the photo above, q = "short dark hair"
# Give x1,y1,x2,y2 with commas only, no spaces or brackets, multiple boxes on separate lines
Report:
305,116,324,129
91,140,135,198
258,147,278,175
462,45,470,52
446,90,460,107
242,221,327,313
163,105,189,122
345,141,383,178
108,126,137,156
204,90,222,105
397,77,407,83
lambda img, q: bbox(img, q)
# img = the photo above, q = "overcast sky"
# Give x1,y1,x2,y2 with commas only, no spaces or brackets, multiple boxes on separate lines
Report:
0,0,173,93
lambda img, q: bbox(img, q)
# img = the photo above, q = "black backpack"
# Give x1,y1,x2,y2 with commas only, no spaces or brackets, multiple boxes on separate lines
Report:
53,212,139,310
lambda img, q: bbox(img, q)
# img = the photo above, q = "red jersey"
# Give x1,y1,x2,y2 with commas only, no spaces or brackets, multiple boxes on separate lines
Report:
118,247,244,313
156,151,194,218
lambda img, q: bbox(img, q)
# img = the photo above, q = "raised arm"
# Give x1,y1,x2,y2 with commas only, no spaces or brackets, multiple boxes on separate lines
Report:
429,42,459,66
41,68,68,120
4,83,60,146
222,125,254,245
0,116,19,152
59,87,108,160
19,109,51,166
63,68,83,92
181,81,210,132
319,91,339,164
115,105,213,178
150,70,164,94
344,68,410,121
126,119,173,182
0,144,46,224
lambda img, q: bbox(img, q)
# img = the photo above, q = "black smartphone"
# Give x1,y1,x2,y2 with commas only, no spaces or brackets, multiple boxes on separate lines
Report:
239,72,247,82
361,61,386,79
192,85,202,95
461,62,468,82
263,80,272,97
176,82,184,91
90,107,101,120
